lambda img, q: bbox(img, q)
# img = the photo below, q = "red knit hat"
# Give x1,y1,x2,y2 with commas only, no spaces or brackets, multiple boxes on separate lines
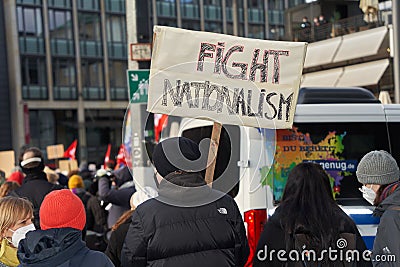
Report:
7,172,24,185
40,189,86,230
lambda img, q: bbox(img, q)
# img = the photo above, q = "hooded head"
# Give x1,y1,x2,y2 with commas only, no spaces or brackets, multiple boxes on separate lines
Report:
19,147,45,175
152,137,205,178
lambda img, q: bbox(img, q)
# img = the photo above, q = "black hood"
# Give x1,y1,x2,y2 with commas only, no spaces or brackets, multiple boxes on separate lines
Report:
113,166,133,187
18,228,87,266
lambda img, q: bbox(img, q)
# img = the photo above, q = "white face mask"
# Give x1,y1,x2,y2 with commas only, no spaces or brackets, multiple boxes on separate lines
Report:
359,185,376,205
8,223,35,248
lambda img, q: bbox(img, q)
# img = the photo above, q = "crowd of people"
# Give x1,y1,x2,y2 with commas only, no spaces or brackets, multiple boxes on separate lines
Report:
0,138,398,266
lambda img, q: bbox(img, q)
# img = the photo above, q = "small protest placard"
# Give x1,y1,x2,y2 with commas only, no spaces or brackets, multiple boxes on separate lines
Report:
46,144,65,160
0,150,15,178
58,159,78,173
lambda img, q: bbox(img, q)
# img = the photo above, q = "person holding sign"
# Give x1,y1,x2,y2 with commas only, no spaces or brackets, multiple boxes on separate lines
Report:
121,137,249,267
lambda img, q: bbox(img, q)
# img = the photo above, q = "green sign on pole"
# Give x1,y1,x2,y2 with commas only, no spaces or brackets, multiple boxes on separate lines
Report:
127,70,149,103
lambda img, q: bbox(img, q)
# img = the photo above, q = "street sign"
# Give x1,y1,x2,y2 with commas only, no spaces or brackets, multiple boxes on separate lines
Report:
127,70,149,103
130,43,151,61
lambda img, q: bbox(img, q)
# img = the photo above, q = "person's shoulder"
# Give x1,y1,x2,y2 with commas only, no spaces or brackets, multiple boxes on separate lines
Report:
136,197,159,211
83,249,114,264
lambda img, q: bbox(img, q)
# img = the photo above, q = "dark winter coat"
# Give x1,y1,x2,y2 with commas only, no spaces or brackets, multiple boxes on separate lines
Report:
98,178,135,228
120,172,249,267
105,218,131,267
10,172,63,229
17,228,114,267
253,206,371,267
372,187,400,266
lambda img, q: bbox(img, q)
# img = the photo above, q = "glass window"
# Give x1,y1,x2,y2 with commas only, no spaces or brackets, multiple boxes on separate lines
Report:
48,0,71,8
77,0,99,11
17,6,43,36
21,56,47,99
49,9,72,39
49,9,74,55
81,59,105,100
53,58,77,100
157,18,177,27
105,0,125,13
181,0,200,19
16,0,42,5
204,4,222,21
182,20,200,30
29,110,55,150
205,22,222,33
157,0,176,17
248,0,263,8
109,61,128,100
248,24,264,39
78,12,102,57
106,15,126,42
271,122,390,205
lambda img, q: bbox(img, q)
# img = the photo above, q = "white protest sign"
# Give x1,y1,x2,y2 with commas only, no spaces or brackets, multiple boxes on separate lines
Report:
147,26,307,129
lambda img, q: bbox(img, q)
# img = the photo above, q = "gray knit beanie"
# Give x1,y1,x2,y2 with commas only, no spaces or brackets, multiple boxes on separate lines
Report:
356,150,399,185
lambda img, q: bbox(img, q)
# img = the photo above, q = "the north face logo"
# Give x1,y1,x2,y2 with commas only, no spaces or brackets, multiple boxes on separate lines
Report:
217,208,227,215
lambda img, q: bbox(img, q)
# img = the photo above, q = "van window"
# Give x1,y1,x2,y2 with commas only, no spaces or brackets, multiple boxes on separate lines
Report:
182,125,241,198
387,122,400,164
269,122,390,205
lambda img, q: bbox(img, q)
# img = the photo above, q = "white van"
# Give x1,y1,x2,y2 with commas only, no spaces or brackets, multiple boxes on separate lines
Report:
168,87,400,264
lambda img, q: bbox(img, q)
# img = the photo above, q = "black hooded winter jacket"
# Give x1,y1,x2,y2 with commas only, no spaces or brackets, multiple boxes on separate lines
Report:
120,172,249,267
17,228,114,267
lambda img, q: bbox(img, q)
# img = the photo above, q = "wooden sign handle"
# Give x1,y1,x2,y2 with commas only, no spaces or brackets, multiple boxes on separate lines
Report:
205,122,222,187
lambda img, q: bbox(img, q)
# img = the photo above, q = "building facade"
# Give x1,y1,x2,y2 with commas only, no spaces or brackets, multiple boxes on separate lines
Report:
5,0,370,164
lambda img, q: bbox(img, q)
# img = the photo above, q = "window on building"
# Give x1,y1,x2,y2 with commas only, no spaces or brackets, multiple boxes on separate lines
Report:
205,22,222,33
105,0,125,13
106,15,127,59
157,0,178,18
81,59,105,100
157,18,177,27
21,57,47,99
109,61,128,100
77,0,99,11
49,9,74,55
248,24,264,39
16,0,42,5
204,0,222,21
181,0,200,19
29,110,55,150
48,0,71,8
78,12,102,57
53,58,77,100
17,6,44,54
182,20,200,30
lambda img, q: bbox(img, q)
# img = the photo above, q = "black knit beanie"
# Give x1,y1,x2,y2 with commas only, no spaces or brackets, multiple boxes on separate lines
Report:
152,137,204,177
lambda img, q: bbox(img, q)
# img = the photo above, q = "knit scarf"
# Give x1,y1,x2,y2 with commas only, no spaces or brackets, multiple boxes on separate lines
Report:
379,181,400,203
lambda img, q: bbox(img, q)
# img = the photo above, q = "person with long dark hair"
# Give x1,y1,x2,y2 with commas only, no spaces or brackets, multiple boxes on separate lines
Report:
254,162,371,266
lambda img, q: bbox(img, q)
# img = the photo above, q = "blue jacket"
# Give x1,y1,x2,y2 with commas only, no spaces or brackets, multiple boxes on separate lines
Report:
17,228,114,267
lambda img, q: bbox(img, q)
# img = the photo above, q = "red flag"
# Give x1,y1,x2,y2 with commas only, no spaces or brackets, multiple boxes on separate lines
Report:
103,144,112,169
64,140,77,160
116,144,126,167
154,114,168,142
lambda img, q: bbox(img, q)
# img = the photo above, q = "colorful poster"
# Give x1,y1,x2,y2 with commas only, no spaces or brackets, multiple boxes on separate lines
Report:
264,127,357,201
